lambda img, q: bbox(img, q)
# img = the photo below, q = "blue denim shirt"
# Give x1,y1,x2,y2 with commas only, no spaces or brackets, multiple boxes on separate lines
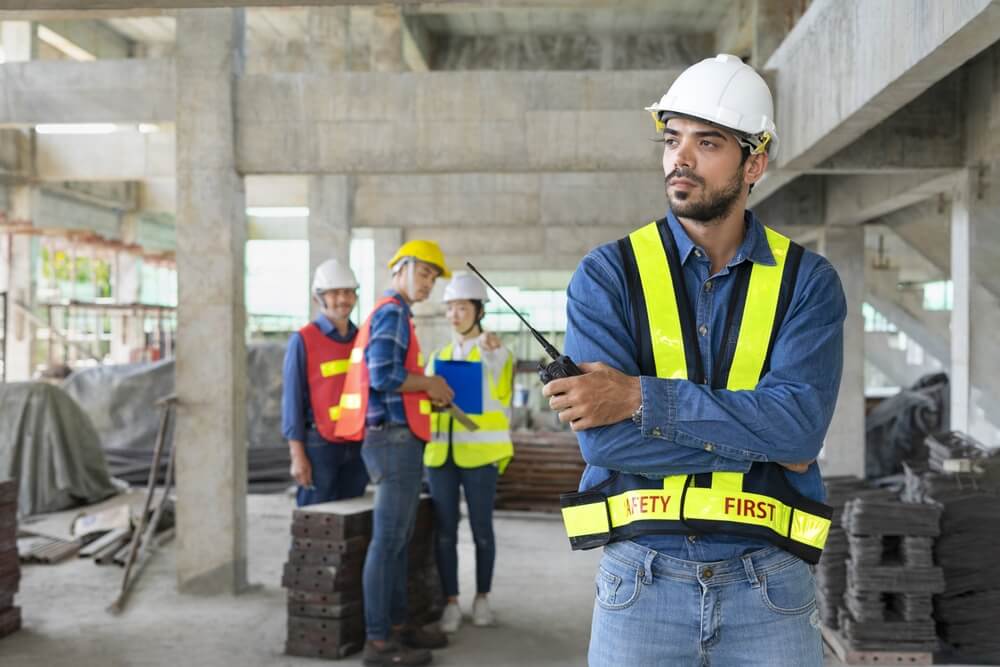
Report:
281,316,358,442
365,290,413,427
565,209,846,561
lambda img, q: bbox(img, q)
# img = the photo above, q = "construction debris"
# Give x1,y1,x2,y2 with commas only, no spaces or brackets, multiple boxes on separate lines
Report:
0,479,22,640
283,494,444,659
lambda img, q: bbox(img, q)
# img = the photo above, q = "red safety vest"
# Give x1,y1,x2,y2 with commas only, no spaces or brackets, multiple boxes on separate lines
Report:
335,296,432,442
299,322,355,442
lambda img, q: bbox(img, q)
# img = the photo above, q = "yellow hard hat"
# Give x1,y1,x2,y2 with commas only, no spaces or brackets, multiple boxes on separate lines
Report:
387,240,451,278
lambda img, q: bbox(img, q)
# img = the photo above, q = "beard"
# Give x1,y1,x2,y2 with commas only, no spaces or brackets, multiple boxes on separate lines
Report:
665,165,745,225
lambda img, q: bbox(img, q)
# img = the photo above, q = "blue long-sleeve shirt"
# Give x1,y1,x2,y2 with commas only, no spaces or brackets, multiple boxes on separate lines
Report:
282,316,358,442
365,290,413,427
565,209,846,561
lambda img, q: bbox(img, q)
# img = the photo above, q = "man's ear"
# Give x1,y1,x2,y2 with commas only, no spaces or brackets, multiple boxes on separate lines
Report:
744,152,769,185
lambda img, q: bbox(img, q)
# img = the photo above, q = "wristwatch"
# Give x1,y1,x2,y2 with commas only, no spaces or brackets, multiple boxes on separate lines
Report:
631,403,643,428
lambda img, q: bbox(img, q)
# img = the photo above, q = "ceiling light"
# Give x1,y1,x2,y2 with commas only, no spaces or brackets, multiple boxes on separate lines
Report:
35,124,118,135
37,25,96,62
245,207,310,218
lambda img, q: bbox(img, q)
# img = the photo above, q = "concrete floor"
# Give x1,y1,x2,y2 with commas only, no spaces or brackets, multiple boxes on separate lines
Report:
0,493,974,667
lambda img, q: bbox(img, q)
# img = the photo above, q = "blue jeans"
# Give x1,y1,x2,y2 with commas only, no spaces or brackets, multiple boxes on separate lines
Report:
361,425,425,641
295,429,369,507
589,541,823,667
426,458,498,597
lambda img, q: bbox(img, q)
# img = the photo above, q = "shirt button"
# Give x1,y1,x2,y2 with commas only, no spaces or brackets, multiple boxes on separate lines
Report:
651,427,662,436
698,324,708,337
704,281,713,292
702,567,714,579
694,249,703,257
687,534,697,543
704,443,715,452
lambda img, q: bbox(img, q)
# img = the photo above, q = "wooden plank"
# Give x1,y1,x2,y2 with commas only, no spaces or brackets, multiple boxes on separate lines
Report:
821,624,933,666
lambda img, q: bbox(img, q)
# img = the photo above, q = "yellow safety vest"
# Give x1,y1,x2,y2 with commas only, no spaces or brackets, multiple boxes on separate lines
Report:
560,219,833,564
424,342,515,474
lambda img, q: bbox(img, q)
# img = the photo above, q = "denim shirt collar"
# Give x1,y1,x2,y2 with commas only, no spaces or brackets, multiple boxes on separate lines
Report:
313,315,357,343
383,289,413,318
665,208,776,269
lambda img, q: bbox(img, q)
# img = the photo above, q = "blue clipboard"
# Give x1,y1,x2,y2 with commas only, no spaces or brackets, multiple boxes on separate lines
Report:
433,360,483,415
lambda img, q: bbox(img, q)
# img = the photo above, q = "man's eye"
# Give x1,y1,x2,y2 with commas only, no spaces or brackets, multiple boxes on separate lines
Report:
664,138,678,147
701,141,716,148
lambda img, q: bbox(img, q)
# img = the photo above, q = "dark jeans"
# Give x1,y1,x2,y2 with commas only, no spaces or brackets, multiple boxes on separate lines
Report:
295,429,368,507
426,457,498,597
360,425,425,641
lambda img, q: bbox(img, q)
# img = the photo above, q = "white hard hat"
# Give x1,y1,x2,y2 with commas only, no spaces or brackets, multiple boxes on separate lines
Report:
312,259,358,294
646,53,779,159
442,271,489,303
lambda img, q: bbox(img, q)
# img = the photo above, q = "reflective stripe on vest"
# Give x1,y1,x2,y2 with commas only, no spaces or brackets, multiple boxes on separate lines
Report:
560,219,833,564
334,296,432,442
299,322,355,443
425,342,515,473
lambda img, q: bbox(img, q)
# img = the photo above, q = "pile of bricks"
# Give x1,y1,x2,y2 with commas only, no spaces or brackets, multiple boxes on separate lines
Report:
0,480,21,640
904,435,1000,665
815,477,893,629
838,497,944,653
282,493,443,659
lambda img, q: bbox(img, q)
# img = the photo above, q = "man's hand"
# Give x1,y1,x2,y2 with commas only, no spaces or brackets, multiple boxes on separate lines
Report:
779,461,814,474
425,375,455,407
542,362,641,431
478,331,502,351
289,447,313,488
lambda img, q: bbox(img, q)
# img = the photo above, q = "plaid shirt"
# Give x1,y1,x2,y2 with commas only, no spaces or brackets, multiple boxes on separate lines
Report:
364,290,413,427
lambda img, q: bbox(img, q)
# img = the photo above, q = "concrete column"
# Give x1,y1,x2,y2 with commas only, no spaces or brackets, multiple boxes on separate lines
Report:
1,21,33,62
2,186,34,381
950,171,972,435
174,9,248,594
371,6,404,72
307,7,349,72
110,250,141,364
819,225,866,478
371,227,402,297
308,175,353,303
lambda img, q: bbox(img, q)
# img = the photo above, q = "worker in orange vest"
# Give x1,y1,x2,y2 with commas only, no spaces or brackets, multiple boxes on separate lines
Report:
336,240,453,667
281,259,368,507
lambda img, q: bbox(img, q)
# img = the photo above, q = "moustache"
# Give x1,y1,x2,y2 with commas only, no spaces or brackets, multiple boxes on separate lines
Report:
666,168,704,185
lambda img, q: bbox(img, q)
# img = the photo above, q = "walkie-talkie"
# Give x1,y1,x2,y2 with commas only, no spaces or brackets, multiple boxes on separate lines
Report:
465,262,583,384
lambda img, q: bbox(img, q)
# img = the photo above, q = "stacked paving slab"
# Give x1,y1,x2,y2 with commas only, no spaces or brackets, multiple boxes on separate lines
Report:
815,477,894,629
283,494,443,659
838,496,944,653
903,432,1000,664
0,480,21,639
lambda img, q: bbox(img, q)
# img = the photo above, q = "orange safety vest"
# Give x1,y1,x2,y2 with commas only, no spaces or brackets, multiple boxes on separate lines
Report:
335,296,432,442
299,322,355,443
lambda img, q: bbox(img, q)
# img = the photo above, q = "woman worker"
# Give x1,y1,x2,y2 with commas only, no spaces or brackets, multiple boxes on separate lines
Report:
425,271,515,633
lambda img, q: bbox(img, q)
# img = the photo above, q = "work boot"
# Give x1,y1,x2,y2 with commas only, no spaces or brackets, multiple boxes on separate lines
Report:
472,596,495,627
362,640,432,666
395,623,449,649
440,602,462,633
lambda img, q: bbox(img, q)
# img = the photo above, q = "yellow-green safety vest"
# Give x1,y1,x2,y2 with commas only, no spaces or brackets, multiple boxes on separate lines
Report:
559,218,834,564
425,342,515,474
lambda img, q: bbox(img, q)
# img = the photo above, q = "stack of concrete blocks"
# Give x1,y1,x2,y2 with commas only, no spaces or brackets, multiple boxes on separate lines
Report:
282,494,443,659
814,477,894,629
838,497,944,653
0,480,21,639
904,436,1000,664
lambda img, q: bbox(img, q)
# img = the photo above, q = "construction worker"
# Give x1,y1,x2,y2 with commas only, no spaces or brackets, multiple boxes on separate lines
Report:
543,54,846,667
425,272,514,633
281,259,368,507
336,240,453,667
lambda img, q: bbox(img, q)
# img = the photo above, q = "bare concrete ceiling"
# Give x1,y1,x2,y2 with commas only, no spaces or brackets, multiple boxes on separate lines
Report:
95,1,734,46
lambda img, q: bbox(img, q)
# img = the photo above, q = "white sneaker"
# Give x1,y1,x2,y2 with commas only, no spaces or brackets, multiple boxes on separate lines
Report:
472,596,495,627
440,601,462,633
